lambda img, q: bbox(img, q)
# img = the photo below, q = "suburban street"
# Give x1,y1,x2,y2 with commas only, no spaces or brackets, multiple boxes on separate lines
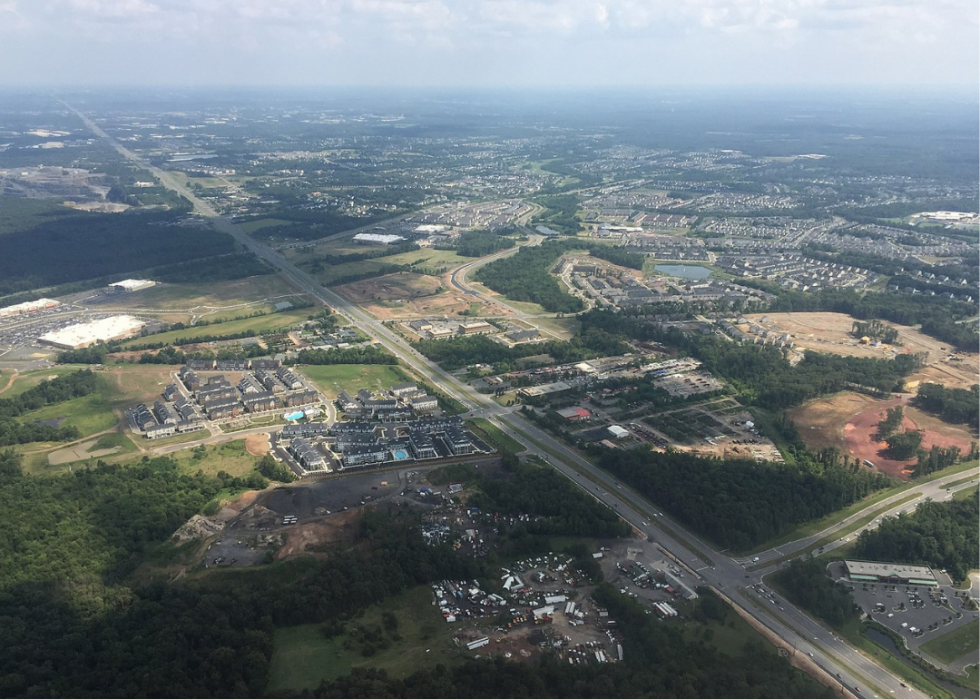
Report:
70,101,979,699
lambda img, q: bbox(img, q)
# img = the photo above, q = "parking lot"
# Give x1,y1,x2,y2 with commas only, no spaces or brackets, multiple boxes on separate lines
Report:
831,562,980,660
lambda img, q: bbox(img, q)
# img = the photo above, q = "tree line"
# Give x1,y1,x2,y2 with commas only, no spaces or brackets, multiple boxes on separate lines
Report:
291,346,399,366
772,558,858,629
0,370,98,445
474,241,585,313
453,230,513,257
913,383,980,429
594,446,889,550
852,490,979,581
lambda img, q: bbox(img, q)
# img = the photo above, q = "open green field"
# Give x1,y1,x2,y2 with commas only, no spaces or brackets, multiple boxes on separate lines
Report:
466,417,525,455
99,274,308,321
381,247,470,270
172,439,260,478
952,485,978,501
118,308,311,349
921,620,980,665
299,364,409,399
266,586,460,693
19,379,119,439
0,366,82,397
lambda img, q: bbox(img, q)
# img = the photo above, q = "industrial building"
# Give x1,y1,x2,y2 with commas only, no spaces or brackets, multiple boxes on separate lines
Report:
352,233,406,245
0,298,59,317
108,279,155,293
39,315,145,349
844,561,939,587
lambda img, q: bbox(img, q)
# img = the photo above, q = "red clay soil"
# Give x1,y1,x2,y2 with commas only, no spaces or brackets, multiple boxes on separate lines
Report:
843,398,975,479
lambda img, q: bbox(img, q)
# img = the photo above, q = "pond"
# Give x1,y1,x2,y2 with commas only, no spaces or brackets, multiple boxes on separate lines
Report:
654,264,712,279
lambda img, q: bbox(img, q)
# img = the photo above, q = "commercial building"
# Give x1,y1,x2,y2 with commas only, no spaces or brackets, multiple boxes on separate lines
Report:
39,315,145,349
557,407,591,421
352,233,406,245
607,425,630,439
844,561,939,587
108,279,155,293
458,321,494,335
0,298,59,318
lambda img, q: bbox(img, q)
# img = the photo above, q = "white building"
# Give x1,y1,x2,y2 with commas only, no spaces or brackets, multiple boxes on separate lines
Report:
109,279,156,292
352,233,406,246
39,315,145,349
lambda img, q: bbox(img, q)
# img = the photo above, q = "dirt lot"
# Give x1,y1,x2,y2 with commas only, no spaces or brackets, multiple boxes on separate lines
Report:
335,272,509,320
742,312,979,389
245,433,270,456
791,393,977,479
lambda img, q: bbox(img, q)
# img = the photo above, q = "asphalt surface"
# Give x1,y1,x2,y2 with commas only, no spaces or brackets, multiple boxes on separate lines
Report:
69,101,979,699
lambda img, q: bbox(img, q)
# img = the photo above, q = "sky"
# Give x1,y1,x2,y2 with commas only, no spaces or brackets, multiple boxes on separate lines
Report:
0,0,977,88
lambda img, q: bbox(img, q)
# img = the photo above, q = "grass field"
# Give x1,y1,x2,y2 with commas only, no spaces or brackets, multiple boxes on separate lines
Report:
952,485,979,501
171,439,259,478
921,620,980,665
118,308,311,349
0,366,82,397
266,586,459,693
299,364,410,399
466,417,526,455
381,247,469,270
19,380,119,439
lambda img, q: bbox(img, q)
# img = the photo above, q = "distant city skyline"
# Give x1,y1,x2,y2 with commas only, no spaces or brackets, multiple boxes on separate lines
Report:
1,0,977,87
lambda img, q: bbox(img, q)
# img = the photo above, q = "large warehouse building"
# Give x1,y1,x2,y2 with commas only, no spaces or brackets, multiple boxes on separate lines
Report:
108,279,155,292
844,561,938,587
0,298,59,317
39,315,146,349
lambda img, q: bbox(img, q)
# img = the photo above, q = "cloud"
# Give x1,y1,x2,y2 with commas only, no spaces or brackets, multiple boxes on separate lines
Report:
0,0,974,85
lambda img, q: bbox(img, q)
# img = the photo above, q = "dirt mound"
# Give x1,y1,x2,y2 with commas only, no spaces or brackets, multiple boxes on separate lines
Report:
245,433,271,456
173,514,225,542
275,510,360,559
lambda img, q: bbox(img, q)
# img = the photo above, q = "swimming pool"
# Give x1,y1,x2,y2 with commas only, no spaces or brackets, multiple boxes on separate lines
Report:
284,411,304,421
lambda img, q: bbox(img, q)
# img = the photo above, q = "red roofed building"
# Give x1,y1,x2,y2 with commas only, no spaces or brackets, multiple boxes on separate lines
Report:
556,407,591,421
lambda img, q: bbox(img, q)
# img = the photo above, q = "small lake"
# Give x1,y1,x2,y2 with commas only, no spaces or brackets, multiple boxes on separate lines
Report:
654,264,712,279
864,627,976,699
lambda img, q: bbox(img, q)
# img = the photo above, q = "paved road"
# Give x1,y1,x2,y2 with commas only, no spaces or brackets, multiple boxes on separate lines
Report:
70,101,970,699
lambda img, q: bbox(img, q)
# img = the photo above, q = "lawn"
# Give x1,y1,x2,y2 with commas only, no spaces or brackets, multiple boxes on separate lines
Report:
381,247,469,270
298,364,410,399
466,417,526,455
266,586,460,693
952,485,978,501
240,218,299,234
118,308,311,349
921,620,980,665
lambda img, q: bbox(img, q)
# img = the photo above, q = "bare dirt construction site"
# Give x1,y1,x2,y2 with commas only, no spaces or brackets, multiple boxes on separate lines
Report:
790,393,976,479
742,312,979,389
335,272,510,320
245,433,270,456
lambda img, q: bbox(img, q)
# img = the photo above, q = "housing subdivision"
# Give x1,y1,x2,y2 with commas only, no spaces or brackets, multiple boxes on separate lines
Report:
271,382,494,477
126,359,324,439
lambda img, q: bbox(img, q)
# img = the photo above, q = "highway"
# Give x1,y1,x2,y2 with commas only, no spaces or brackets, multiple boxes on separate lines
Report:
69,101,977,699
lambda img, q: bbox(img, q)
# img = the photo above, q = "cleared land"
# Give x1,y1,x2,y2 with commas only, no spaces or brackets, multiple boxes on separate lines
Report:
299,364,410,399
920,620,980,665
741,311,979,389
266,585,459,692
171,440,259,478
98,275,309,323
790,392,977,479
116,308,310,350
335,272,508,319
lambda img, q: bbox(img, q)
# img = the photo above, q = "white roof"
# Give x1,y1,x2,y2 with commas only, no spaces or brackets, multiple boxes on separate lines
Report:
110,279,154,290
40,315,144,348
0,298,59,315
352,233,406,244
608,425,630,438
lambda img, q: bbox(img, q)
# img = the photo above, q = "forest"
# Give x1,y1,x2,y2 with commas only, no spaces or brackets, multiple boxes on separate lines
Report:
474,241,584,313
772,557,859,629
291,346,398,365
453,230,513,257
851,491,979,581
586,245,645,270
0,370,98,445
595,446,889,550
913,383,980,429
0,209,236,295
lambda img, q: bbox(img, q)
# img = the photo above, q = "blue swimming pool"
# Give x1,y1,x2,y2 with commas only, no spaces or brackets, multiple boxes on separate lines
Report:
284,411,304,421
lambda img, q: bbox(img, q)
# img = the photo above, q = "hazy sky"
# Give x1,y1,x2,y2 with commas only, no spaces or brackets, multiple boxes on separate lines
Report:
1,0,977,87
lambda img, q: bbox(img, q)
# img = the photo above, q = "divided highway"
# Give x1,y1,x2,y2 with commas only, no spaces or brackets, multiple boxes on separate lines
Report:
70,102,977,699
